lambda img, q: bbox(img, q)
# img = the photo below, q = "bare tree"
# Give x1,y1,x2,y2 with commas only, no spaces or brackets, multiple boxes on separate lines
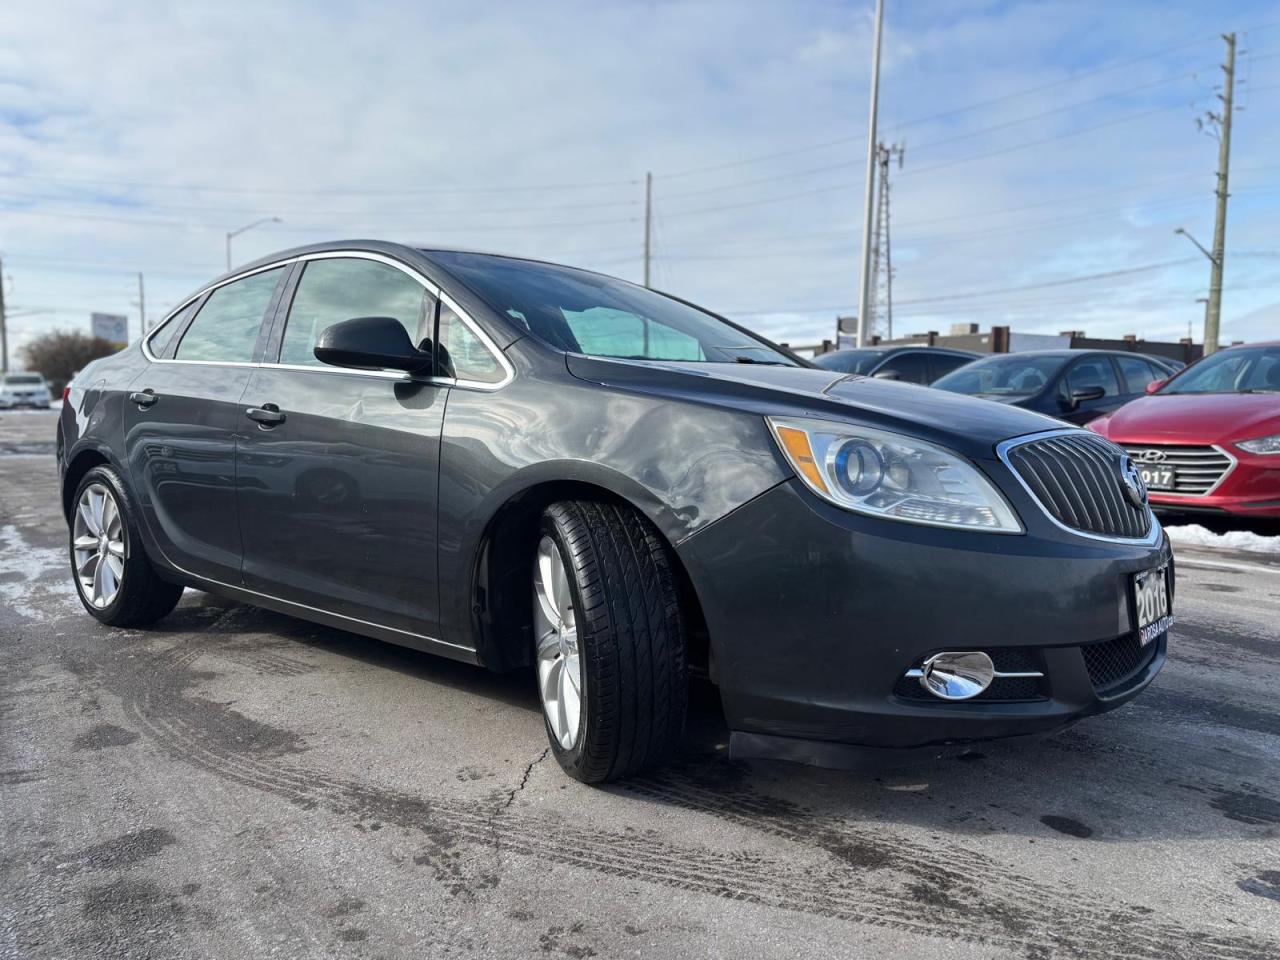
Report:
20,331,120,395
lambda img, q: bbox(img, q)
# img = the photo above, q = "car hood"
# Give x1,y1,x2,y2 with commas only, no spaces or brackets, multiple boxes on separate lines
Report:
1098,392,1280,445
565,355,1065,459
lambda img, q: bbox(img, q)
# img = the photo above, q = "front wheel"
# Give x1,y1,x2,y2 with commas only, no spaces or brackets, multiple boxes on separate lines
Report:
534,501,688,783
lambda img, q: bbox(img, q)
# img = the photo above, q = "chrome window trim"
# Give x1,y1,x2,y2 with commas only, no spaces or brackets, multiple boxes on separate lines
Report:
996,428,1162,546
143,258,292,361
1120,443,1239,499
141,249,514,391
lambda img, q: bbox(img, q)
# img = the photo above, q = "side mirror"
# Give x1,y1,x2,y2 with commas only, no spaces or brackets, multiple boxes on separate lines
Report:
314,317,431,373
872,370,900,380
1145,378,1166,395
1068,385,1106,408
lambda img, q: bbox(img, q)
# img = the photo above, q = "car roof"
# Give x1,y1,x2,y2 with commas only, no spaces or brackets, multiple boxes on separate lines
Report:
825,345,979,357
972,349,1161,359
223,239,605,287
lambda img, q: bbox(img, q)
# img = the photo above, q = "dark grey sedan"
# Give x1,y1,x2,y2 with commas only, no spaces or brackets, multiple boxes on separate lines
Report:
58,241,1172,782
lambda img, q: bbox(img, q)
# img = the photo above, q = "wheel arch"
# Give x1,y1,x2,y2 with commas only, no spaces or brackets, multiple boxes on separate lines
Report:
61,445,118,521
469,477,710,677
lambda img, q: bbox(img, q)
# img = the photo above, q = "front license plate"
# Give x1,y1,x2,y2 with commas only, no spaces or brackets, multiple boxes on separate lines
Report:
1133,565,1172,646
1139,466,1175,490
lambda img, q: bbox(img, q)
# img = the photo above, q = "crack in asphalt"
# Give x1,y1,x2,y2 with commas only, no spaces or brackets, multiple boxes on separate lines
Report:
500,747,550,812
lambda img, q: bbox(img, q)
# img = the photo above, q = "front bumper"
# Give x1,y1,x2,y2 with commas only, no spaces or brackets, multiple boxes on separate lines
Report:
676,478,1171,766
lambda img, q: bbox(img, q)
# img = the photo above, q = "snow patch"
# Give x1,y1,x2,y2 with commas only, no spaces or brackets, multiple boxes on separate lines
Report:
0,524,78,621
1165,524,1280,555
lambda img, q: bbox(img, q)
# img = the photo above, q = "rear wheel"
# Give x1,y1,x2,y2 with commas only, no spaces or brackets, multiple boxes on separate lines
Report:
534,500,687,783
70,465,183,626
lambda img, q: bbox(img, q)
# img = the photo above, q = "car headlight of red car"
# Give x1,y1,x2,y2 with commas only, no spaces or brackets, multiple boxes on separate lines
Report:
1237,433,1280,455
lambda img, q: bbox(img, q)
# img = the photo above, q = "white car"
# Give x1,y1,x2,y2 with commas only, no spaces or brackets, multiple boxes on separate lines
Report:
0,372,52,409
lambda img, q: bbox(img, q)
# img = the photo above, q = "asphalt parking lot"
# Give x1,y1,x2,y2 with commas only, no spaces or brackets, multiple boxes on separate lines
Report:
2,408,1278,959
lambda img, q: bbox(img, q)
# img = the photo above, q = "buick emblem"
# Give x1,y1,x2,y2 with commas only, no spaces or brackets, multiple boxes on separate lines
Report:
1135,449,1166,463
1120,455,1148,509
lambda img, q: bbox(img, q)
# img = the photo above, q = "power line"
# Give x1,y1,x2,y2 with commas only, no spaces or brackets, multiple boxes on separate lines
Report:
892,259,1199,307
656,68,1209,201
0,204,641,233
901,102,1200,178
658,33,1218,181
722,258,1203,316
3,173,642,198
0,190,641,218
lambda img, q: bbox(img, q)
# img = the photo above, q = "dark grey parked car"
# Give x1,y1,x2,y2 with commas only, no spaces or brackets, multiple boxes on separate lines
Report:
812,345,978,384
58,241,1173,782
933,350,1179,425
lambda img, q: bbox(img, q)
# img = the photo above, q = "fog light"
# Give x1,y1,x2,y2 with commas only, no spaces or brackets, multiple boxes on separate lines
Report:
919,651,994,701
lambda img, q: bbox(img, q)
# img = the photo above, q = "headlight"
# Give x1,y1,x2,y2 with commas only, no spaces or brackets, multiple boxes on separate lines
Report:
1238,433,1280,455
766,416,1022,532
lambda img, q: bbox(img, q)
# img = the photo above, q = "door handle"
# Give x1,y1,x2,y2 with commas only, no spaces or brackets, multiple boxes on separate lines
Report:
245,403,286,426
129,389,158,408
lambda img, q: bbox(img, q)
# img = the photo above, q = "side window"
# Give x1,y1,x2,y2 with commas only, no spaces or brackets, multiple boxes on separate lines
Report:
280,258,432,367
437,300,506,384
1062,356,1120,399
929,353,973,380
148,299,200,358
877,352,930,384
175,268,285,363
1116,356,1161,394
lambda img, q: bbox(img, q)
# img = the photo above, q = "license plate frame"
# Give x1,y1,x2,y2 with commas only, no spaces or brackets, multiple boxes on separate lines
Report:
1132,564,1172,646
1138,466,1175,490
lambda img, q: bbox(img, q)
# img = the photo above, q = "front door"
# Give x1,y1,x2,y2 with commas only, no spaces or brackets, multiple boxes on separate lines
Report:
123,266,288,583
235,255,447,638
1057,354,1124,425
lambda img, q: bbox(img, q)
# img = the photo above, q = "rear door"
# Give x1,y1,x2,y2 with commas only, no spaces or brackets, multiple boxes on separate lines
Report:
1115,355,1164,402
123,265,289,583
235,254,449,639
927,352,974,384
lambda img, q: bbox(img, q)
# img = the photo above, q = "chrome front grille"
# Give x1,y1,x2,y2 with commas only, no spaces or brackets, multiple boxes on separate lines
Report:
1120,444,1234,496
1001,432,1153,540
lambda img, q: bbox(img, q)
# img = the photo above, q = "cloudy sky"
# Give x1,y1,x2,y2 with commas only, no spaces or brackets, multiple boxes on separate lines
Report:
2,0,1278,362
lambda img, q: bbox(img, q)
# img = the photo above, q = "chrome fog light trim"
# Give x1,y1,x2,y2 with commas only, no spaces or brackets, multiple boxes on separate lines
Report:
919,651,994,700
903,652,1045,701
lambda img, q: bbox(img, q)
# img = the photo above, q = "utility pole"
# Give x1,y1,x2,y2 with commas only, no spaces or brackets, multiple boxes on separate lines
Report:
0,256,8,373
855,0,886,347
643,171,653,288
137,272,146,335
1204,32,1235,355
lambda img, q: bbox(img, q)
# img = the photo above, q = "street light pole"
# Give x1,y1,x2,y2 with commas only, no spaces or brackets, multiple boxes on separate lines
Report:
226,217,282,272
1175,227,1220,351
854,0,885,348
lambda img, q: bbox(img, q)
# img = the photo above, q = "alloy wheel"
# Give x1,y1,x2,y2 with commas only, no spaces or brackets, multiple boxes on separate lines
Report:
73,482,126,608
533,535,583,749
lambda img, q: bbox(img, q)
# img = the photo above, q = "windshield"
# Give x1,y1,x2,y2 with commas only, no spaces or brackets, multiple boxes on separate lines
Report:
933,354,1065,396
1159,346,1280,394
427,251,798,366
812,349,885,374
3,374,44,386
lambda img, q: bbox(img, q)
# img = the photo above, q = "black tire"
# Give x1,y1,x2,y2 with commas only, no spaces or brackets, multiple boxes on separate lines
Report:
539,500,688,783
70,465,184,627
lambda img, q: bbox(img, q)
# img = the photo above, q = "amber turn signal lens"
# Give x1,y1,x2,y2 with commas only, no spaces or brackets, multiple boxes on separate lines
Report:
773,425,830,494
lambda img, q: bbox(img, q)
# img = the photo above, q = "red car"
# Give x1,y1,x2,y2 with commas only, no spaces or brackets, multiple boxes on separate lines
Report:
1088,342,1280,517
